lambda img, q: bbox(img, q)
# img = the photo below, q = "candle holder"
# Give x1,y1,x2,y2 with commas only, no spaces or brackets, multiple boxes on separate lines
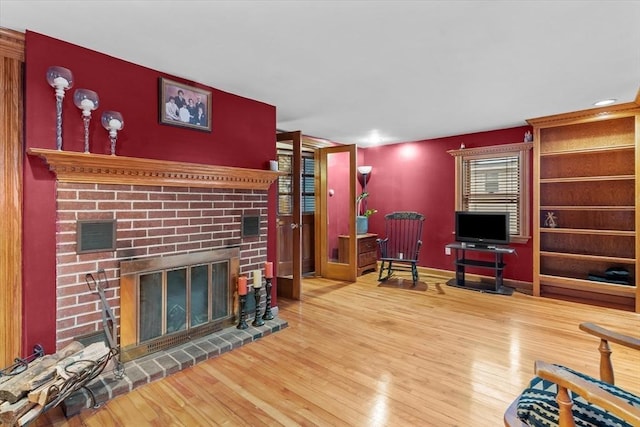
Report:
262,277,274,320
252,287,264,327
46,66,74,151
73,89,99,153
101,111,124,155
236,294,248,329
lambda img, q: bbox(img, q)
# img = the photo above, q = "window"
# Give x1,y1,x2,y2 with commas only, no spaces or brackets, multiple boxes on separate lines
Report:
449,142,532,244
277,151,315,215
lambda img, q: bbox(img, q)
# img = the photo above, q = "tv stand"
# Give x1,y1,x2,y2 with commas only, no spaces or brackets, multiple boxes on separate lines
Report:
445,243,516,295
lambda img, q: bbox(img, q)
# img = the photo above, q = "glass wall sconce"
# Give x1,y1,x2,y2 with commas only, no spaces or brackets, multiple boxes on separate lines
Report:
46,66,74,150
101,111,124,156
73,89,99,153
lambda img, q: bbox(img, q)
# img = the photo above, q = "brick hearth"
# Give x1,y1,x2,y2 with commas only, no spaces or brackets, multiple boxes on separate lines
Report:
62,317,287,417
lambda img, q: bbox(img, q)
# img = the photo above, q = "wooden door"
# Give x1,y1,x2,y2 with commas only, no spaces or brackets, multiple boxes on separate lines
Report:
317,145,357,281
275,131,302,299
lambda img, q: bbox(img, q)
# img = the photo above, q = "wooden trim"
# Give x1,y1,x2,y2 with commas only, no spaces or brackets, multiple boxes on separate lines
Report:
526,101,640,128
0,28,25,62
0,27,24,367
27,148,283,190
447,141,532,157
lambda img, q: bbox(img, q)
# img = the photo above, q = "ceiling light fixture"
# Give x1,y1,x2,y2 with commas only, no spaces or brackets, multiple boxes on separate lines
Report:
593,99,616,106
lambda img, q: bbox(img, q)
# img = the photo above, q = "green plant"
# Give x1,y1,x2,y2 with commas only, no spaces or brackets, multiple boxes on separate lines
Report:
356,192,377,217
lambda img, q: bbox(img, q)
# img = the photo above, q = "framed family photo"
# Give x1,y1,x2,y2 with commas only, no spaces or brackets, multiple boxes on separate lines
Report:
159,77,212,132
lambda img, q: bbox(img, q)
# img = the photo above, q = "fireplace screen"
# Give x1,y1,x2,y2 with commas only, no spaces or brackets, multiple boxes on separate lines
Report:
138,262,229,342
120,248,239,361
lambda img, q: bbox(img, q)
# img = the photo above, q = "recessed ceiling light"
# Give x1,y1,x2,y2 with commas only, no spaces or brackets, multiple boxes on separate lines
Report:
593,98,616,106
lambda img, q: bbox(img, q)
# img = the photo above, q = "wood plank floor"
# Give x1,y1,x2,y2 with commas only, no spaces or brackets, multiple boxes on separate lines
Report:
33,272,639,426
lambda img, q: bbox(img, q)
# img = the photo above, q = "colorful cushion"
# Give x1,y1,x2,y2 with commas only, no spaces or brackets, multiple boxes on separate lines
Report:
516,365,640,427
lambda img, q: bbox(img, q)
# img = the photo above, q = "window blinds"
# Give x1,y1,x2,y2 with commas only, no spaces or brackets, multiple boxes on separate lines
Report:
462,155,520,235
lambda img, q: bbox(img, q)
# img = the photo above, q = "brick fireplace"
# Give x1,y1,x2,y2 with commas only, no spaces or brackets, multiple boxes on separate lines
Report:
29,148,282,353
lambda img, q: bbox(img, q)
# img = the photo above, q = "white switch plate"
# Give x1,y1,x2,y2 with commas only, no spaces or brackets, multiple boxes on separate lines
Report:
445,247,451,255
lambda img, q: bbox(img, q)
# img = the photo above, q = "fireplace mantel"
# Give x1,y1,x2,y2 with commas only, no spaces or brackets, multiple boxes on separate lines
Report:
28,148,282,190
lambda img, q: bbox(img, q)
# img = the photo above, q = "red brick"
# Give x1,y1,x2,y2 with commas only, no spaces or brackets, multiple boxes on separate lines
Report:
132,219,162,228
132,237,163,247
57,323,99,341
163,219,189,227
163,201,190,209
118,211,148,219
98,201,134,210
58,262,99,276
163,235,189,244
58,201,97,211
132,201,163,210
149,193,177,201
57,190,78,200
148,245,177,255
78,211,116,221
176,243,200,252
176,226,200,234
148,210,177,219
60,182,96,190
176,193,202,201
119,229,146,239
148,228,176,237
190,217,213,225
58,302,97,319
79,190,116,200
134,185,162,192
99,184,133,191
56,317,76,330
116,192,147,201
163,186,189,193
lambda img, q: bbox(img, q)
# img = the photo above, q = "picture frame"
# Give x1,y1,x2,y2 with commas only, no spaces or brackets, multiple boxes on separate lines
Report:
159,77,212,132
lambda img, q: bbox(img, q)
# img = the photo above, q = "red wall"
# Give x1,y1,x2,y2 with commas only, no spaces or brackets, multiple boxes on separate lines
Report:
360,127,533,282
22,31,277,354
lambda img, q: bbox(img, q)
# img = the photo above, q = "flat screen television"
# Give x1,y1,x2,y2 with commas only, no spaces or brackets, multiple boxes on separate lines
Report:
455,211,510,247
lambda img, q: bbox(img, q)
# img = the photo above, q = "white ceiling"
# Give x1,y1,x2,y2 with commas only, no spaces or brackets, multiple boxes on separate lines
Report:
1,1,639,147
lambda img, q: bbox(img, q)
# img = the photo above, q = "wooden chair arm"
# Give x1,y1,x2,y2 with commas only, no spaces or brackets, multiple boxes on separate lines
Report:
579,323,640,350
535,361,640,426
579,323,640,385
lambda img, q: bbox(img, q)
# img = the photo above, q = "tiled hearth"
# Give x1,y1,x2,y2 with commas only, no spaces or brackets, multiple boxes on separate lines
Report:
62,316,287,417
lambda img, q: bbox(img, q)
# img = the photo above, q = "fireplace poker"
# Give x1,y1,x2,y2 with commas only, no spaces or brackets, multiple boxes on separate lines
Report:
85,269,125,378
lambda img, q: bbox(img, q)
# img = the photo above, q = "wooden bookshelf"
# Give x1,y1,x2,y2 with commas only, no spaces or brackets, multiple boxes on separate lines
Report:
528,97,640,312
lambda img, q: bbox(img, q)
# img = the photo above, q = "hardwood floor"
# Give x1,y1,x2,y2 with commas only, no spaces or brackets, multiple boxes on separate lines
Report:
33,272,639,426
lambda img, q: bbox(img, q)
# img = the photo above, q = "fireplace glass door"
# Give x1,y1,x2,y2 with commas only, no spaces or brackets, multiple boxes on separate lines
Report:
137,260,230,345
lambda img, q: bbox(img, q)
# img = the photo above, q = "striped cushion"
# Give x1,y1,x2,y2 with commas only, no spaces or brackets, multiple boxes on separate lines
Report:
516,365,640,427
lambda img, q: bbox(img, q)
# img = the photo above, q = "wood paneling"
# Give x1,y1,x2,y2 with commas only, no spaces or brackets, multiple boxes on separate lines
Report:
32,273,640,426
0,28,24,368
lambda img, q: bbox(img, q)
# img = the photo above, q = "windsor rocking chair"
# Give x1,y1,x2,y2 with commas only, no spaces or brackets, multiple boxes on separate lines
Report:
377,211,425,286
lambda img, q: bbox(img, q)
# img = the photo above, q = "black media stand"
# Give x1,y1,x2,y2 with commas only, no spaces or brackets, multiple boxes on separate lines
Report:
445,243,516,295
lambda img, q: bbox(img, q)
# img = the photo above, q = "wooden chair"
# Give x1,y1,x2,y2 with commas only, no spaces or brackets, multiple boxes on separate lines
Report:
504,322,640,427
377,212,425,285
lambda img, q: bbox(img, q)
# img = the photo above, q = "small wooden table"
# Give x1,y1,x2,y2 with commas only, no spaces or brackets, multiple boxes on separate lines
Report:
338,233,378,276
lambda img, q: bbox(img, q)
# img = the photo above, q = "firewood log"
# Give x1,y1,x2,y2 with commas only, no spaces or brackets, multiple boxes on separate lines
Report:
54,342,109,380
0,342,83,404
27,377,64,406
17,404,43,427
0,397,35,425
